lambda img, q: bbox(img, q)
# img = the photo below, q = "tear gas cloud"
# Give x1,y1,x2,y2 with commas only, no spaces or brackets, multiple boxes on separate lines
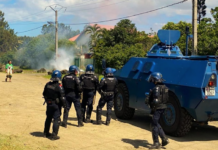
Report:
16,29,91,71
48,48,75,70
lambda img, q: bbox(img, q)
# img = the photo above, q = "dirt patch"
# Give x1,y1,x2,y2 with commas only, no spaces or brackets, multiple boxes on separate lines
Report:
0,73,218,150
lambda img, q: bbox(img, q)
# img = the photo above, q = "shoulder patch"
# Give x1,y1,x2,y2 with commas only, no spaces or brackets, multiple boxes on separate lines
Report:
59,84,62,87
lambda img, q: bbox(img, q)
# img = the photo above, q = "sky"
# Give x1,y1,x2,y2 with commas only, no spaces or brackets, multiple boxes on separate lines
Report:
0,0,217,37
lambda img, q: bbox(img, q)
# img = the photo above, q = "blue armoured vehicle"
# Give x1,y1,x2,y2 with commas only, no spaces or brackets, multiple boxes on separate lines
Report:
113,29,218,137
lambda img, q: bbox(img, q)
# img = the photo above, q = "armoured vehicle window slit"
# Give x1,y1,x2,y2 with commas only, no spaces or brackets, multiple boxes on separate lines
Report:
150,50,157,54
171,51,177,54
142,62,155,73
132,60,143,72
160,51,167,54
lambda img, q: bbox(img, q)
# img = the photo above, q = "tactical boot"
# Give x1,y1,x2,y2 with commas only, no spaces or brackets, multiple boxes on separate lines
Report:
78,120,84,127
149,142,161,149
61,121,67,128
96,120,102,125
44,132,52,138
162,137,169,146
50,133,60,140
85,114,91,123
106,121,110,126
96,107,102,125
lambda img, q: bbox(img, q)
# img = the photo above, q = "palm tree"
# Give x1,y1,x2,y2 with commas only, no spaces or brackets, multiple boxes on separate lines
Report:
197,0,207,24
85,24,102,48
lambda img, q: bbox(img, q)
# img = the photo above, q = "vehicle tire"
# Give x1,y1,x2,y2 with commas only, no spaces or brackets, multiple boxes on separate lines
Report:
114,83,135,119
159,92,193,137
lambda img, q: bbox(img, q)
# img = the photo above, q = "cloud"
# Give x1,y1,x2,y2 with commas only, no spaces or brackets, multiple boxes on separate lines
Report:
1,0,217,35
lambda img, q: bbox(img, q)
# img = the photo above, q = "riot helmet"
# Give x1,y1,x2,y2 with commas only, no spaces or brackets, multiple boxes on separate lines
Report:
85,64,94,74
51,70,62,81
104,67,114,77
69,65,78,74
147,72,165,83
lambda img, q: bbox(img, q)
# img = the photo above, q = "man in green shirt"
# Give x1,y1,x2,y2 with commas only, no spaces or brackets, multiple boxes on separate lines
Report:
5,60,13,82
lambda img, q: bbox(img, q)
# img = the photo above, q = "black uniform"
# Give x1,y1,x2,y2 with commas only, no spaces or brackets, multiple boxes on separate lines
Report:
43,81,66,139
62,73,83,127
80,74,99,122
96,76,118,125
148,83,169,147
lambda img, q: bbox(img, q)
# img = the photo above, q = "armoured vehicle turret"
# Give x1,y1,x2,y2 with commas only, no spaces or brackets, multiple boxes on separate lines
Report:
113,30,218,137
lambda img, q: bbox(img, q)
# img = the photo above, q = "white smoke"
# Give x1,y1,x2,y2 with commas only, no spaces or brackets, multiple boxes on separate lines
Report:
48,48,75,70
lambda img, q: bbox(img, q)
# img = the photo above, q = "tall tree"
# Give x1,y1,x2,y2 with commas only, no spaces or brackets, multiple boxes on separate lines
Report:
197,0,207,23
211,7,218,22
85,24,102,48
0,11,18,53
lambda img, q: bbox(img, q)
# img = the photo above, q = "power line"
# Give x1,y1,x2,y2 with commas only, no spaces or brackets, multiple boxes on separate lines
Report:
15,0,188,34
9,0,112,25
16,26,44,34
10,0,123,25
9,4,66,24
66,0,129,13
64,0,188,25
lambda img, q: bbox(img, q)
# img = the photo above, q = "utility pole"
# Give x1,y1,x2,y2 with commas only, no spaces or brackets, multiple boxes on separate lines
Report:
45,4,67,61
55,10,58,61
192,0,198,55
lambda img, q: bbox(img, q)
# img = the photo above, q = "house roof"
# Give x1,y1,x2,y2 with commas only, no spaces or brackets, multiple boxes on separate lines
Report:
69,34,80,42
148,35,155,38
69,24,154,42
69,24,115,42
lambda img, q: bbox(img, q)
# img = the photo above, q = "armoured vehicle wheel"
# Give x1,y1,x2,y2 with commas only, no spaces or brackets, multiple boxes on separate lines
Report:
114,83,135,119
160,92,192,137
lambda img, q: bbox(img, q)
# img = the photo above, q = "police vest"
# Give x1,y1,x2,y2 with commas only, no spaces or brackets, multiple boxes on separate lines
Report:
152,85,169,105
81,74,96,90
102,77,117,92
62,75,76,90
44,82,60,100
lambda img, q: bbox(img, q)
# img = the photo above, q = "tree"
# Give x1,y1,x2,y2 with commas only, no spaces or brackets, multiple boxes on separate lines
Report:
162,13,218,56
93,19,153,71
162,21,193,55
211,7,218,22
41,23,80,39
0,11,18,53
197,0,207,23
18,36,34,49
85,24,102,48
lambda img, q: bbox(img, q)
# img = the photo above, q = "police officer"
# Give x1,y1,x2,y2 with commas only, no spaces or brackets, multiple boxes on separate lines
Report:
61,65,84,127
43,70,66,140
146,72,169,149
96,68,118,126
80,64,99,123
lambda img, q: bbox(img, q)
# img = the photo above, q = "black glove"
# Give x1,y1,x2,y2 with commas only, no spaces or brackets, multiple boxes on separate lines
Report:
150,109,155,115
62,100,67,109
